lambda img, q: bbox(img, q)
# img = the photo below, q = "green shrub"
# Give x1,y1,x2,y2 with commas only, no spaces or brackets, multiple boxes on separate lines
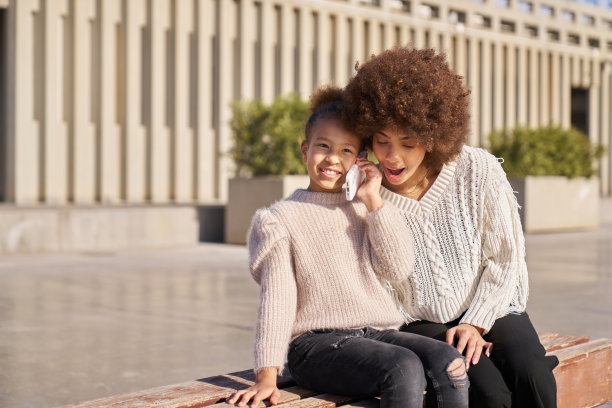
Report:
230,94,309,176
488,125,604,178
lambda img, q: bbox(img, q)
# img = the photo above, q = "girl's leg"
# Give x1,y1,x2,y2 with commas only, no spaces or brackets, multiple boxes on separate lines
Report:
485,312,558,408
401,320,512,408
287,329,426,408
373,329,469,408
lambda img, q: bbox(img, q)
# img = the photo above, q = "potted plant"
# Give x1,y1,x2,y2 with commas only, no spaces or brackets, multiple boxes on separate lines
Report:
225,94,310,244
488,125,604,232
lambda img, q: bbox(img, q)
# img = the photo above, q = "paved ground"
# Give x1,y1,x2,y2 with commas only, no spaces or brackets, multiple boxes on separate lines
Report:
0,204,611,407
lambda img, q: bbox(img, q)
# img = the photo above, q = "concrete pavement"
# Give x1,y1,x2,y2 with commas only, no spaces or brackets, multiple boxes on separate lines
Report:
0,207,610,407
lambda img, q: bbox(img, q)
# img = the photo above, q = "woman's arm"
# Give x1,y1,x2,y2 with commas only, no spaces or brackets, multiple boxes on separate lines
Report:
459,158,528,333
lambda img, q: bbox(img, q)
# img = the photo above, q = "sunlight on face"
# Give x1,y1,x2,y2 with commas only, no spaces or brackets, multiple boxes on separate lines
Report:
301,119,361,193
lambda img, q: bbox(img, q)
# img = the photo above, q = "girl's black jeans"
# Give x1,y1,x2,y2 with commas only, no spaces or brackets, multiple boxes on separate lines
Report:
287,327,469,408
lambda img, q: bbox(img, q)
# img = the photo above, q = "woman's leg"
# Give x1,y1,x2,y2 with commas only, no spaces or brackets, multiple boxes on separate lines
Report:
287,329,427,408
485,312,558,408
401,320,512,408
372,329,469,408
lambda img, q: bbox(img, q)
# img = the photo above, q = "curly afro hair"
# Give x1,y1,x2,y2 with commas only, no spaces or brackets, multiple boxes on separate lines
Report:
343,47,470,171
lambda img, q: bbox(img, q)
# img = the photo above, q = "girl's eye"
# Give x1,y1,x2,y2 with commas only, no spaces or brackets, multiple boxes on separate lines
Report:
342,148,355,154
375,140,388,145
403,145,415,149
317,143,328,148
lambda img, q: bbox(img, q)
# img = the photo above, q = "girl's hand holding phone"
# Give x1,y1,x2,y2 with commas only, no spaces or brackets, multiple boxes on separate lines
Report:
354,154,384,212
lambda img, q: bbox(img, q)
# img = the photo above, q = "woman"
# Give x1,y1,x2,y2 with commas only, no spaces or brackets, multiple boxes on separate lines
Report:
343,47,558,408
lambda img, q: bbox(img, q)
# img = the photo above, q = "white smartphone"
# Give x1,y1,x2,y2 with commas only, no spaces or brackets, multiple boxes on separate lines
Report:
343,151,367,201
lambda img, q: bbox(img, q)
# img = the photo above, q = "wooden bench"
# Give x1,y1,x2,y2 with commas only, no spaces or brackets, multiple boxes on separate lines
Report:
62,333,612,408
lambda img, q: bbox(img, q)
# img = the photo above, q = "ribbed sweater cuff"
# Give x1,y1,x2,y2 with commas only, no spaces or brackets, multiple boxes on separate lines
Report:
255,346,287,374
460,306,497,334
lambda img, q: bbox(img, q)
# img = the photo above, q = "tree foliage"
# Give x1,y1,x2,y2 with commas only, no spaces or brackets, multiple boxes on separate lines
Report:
488,126,604,178
230,94,309,176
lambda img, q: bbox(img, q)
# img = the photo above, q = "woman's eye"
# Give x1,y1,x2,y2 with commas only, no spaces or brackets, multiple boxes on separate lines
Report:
403,145,415,149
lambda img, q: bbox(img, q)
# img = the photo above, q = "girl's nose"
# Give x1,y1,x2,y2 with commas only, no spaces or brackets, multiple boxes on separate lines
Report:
326,150,341,163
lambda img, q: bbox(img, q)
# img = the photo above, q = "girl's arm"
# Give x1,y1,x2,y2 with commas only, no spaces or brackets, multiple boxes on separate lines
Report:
355,157,415,282
247,209,298,381
459,158,528,333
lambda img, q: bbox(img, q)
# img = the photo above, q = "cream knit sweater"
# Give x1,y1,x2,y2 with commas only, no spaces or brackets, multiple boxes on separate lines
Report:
380,145,529,333
248,189,415,372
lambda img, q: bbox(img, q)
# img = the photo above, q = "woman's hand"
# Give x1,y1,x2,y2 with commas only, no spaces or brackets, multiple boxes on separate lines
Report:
446,323,493,368
227,367,281,408
355,156,384,212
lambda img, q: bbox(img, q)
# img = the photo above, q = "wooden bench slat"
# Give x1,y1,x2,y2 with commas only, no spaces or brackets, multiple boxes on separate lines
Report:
63,369,294,408
550,338,612,408
267,393,355,408
541,334,590,352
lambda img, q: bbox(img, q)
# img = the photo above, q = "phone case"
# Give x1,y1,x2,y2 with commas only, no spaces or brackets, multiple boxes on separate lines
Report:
343,164,361,201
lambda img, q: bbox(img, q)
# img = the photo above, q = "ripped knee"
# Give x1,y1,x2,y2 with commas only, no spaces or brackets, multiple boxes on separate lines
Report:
446,357,469,388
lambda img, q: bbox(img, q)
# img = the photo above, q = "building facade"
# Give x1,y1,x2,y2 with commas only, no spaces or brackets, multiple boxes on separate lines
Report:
1,0,611,205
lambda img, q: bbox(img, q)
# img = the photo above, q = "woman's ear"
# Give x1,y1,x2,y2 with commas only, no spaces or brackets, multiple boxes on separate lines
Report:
301,140,308,162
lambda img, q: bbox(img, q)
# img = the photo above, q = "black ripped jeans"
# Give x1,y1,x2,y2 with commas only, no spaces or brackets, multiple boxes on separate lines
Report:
287,327,469,408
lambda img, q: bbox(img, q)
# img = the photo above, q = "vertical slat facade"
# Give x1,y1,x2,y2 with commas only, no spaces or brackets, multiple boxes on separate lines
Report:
2,0,612,204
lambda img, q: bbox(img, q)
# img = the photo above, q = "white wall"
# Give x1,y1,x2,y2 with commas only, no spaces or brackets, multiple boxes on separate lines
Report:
2,0,612,205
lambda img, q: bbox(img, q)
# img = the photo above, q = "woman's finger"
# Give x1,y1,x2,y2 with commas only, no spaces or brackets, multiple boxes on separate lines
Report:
464,339,477,366
446,327,457,346
471,341,484,365
455,331,469,355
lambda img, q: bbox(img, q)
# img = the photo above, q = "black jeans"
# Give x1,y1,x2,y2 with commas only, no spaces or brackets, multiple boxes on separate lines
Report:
287,327,469,408
401,312,558,408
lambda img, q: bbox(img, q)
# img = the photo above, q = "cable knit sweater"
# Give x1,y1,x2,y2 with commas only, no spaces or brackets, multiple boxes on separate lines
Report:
248,189,415,372
380,145,529,333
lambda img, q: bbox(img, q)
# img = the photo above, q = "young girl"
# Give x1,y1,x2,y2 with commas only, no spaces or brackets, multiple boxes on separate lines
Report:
343,47,558,408
227,87,468,408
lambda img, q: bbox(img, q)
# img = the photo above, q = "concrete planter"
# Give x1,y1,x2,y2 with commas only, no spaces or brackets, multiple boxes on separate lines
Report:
509,176,599,232
225,175,310,244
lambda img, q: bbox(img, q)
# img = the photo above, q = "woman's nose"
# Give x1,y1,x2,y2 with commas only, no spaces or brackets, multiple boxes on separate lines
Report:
385,145,399,160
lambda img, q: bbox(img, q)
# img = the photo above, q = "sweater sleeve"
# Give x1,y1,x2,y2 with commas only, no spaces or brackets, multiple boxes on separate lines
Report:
248,208,298,373
460,159,529,333
365,203,416,282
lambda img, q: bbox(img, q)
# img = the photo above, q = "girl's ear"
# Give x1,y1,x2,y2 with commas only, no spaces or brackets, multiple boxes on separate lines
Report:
301,140,308,162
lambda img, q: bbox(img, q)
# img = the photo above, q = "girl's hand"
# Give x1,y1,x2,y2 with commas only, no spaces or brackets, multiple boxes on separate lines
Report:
227,368,280,408
446,323,493,368
355,156,384,212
